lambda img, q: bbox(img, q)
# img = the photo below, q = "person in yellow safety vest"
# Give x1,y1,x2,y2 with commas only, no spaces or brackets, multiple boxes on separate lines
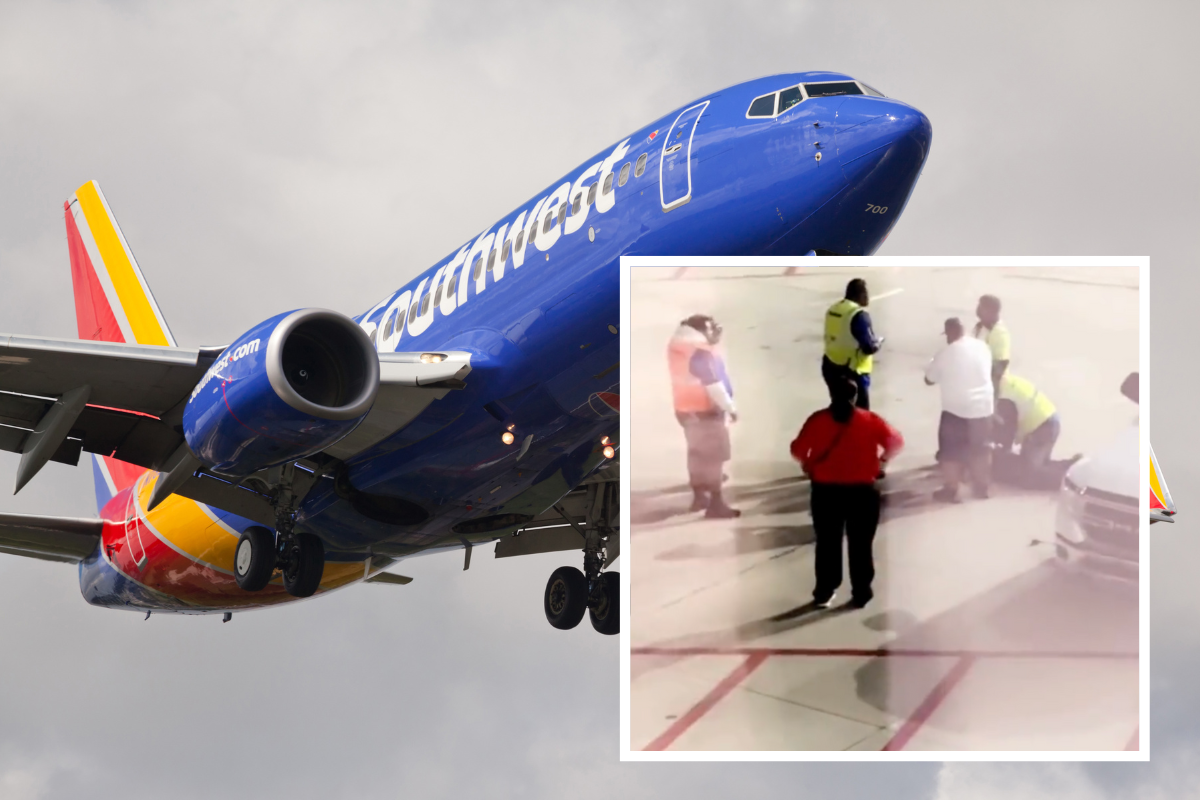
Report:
991,373,1081,490
973,294,1011,395
668,314,740,519
823,279,884,410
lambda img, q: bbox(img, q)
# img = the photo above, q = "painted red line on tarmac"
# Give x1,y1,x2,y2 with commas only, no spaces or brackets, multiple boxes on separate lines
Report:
882,655,976,751
1126,727,1139,751
784,266,800,276
632,646,1137,660
672,266,690,279
643,652,768,752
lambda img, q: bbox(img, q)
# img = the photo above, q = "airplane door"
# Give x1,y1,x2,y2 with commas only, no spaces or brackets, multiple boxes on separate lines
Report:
659,101,709,211
125,477,148,569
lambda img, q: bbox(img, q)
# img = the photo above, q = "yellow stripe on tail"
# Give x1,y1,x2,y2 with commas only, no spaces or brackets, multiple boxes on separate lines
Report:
68,181,176,347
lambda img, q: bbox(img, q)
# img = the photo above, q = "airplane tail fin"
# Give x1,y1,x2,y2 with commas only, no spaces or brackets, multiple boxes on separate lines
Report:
1149,444,1176,523
63,180,176,511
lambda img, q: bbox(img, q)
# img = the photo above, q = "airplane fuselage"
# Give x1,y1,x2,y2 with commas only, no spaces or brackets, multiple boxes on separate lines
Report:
80,71,932,613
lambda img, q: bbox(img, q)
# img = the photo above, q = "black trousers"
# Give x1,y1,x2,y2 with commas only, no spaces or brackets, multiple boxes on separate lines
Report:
821,356,869,410
809,482,881,602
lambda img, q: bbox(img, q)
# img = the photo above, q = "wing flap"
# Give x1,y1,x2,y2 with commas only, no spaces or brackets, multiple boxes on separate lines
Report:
0,512,104,563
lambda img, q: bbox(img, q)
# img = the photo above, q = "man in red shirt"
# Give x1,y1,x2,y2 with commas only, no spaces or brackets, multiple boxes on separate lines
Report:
790,377,904,609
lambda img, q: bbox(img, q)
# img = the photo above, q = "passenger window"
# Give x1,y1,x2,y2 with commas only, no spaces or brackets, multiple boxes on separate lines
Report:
447,275,457,296
587,183,597,205
803,81,863,98
433,284,443,306
572,193,582,214
634,153,647,177
618,163,630,186
382,312,395,340
408,300,419,325
420,291,430,316
487,250,496,271
529,223,537,242
543,212,553,233
516,230,525,249
747,93,776,117
472,255,483,280
778,86,803,113
558,202,567,225
603,173,614,195
502,239,512,261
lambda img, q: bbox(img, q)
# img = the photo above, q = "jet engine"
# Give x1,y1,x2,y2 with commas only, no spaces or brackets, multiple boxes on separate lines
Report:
183,308,379,477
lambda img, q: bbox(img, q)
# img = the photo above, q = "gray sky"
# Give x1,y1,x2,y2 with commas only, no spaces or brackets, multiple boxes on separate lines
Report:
0,0,1195,796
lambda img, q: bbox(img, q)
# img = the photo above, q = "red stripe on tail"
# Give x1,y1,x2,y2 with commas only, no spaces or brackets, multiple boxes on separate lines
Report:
65,201,125,344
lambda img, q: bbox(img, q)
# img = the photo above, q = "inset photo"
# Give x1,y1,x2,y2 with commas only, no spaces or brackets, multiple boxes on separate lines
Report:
619,257,1147,759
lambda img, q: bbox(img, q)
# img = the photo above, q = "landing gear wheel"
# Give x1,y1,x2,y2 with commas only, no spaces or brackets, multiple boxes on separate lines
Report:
234,526,276,592
282,533,325,598
544,566,588,630
589,571,619,635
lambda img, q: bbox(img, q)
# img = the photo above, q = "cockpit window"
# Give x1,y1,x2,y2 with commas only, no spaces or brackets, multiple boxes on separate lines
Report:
860,82,886,97
777,86,803,114
747,93,776,117
803,81,863,98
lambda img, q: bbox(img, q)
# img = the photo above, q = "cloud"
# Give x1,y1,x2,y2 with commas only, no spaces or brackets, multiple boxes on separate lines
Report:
935,751,1200,800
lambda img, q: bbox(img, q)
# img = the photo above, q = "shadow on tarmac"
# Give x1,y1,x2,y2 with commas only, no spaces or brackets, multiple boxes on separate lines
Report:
637,465,957,562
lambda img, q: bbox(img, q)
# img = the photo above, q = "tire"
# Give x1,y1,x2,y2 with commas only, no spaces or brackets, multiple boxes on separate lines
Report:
234,526,276,592
544,566,588,630
283,533,325,598
589,571,619,635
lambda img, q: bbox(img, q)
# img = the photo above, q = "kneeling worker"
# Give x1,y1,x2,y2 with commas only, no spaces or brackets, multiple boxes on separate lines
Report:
790,376,904,610
992,373,1081,490
668,314,740,519
823,278,883,410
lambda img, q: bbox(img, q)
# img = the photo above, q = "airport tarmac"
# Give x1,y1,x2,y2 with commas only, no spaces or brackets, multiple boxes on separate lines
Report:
628,265,1140,752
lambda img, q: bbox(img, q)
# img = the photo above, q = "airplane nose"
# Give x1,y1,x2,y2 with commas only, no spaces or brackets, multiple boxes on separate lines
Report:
835,99,932,183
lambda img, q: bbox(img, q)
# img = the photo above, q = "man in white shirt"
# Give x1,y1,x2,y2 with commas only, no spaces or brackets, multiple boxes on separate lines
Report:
925,317,995,502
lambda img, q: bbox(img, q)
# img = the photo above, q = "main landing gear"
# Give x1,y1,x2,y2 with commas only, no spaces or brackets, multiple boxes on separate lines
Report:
542,479,619,636
233,462,325,598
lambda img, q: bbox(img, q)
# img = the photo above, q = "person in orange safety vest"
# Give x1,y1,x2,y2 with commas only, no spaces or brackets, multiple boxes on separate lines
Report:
668,314,740,518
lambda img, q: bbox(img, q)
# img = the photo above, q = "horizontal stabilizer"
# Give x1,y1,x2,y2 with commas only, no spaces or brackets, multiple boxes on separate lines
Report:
364,572,413,585
0,512,103,563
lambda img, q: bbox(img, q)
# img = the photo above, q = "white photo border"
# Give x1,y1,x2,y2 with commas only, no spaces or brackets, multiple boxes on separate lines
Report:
618,255,1150,762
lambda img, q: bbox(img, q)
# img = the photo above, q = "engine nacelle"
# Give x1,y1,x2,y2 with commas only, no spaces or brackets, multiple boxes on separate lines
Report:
183,309,379,477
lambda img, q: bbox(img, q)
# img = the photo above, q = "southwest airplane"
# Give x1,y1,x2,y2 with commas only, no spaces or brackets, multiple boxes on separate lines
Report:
0,72,931,634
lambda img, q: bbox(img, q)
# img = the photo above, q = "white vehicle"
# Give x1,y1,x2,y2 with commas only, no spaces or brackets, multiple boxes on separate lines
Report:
1053,373,1152,583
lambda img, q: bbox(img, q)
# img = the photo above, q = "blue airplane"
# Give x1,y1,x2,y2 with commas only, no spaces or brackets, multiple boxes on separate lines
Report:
0,71,930,635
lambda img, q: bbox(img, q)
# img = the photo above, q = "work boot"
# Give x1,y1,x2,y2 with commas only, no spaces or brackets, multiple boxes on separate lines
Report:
705,501,741,519
933,486,960,504
689,489,710,512
704,489,740,519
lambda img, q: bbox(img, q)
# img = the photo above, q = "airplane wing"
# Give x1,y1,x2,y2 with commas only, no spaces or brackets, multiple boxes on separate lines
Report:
0,334,222,487
1150,444,1176,523
0,332,471,505
364,572,414,585
0,512,104,563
